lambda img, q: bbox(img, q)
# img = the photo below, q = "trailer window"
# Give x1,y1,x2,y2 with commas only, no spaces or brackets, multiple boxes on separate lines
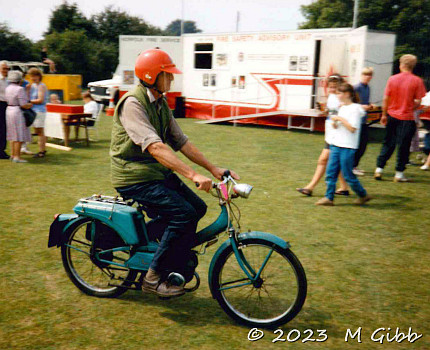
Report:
195,43,213,52
194,43,213,69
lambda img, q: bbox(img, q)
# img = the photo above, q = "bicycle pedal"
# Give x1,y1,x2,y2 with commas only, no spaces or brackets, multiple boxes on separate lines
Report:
205,238,218,248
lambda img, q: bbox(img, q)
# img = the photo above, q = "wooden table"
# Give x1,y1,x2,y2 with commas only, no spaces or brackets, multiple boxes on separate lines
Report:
61,113,92,147
45,112,91,147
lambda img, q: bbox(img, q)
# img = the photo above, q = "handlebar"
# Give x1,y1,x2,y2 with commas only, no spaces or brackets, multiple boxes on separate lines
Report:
195,182,217,189
195,169,232,188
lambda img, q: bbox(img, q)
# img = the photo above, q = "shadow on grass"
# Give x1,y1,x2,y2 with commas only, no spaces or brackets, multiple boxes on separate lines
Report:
29,153,86,165
30,141,110,165
119,291,339,335
120,291,234,327
331,194,413,210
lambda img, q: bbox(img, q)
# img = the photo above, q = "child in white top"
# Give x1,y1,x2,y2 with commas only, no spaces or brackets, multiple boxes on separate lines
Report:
296,74,349,197
316,83,371,206
83,92,99,121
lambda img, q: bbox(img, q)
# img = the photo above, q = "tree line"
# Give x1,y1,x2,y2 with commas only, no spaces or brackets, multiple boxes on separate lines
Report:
300,0,430,87
0,2,201,85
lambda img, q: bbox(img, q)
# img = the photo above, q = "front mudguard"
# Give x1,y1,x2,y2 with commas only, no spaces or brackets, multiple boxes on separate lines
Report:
48,214,84,248
208,231,291,297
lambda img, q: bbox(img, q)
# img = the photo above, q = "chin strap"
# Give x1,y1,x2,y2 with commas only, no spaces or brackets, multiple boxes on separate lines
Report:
139,80,164,96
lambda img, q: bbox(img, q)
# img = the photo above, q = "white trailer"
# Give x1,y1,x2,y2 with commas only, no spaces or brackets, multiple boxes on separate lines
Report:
181,26,395,130
88,35,183,108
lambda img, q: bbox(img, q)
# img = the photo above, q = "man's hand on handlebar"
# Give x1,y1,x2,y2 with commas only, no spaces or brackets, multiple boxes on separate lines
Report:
211,167,240,181
192,173,213,192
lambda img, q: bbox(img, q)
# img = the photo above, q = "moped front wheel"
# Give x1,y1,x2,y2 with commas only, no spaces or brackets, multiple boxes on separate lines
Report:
210,238,307,328
61,218,137,298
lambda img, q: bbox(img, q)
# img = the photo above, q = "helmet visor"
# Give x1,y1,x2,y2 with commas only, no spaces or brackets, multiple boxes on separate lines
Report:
160,64,182,75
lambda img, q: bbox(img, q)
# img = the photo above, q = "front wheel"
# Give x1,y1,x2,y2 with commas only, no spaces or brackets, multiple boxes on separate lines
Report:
210,238,307,328
61,218,137,298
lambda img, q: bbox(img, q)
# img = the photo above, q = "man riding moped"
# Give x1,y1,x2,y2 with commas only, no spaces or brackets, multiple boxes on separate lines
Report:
110,49,239,298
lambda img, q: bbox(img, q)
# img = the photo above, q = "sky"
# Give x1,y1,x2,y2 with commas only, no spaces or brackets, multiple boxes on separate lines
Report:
0,0,314,41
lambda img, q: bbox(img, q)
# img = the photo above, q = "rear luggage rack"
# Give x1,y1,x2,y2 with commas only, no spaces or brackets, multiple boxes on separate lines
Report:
79,194,131,206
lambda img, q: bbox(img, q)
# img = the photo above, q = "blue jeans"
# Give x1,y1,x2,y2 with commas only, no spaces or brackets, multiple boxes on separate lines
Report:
116,173,207,273
325,145,367,201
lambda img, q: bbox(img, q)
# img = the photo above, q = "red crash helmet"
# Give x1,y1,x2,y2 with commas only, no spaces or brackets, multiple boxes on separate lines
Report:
135,49,182,85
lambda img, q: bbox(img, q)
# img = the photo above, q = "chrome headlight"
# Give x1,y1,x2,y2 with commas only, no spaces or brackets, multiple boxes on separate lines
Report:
233,184,253,199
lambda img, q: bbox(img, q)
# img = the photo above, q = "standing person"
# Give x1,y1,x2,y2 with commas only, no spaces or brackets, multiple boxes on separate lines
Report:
316,83,371,206
353,67,376,175
296,74,349,196
5,71,33,163
20,75,34,156
374,54,427,182
28,68,48,158
0,61,10,159
41,47,56,73
421,131,430,170
421,115,430,170
111,49,239,297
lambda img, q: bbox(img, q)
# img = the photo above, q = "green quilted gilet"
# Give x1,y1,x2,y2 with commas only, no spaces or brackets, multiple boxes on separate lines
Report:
110,84,172,188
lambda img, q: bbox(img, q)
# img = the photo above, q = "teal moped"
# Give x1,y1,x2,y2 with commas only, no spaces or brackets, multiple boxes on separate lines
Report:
49,173,307,328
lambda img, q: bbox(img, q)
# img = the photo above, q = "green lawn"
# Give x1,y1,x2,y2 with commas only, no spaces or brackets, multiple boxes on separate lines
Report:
0,111,429,350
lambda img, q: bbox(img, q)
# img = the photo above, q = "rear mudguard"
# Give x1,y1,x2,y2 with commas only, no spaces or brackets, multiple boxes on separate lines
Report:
48,214,82,248
208,231,291,296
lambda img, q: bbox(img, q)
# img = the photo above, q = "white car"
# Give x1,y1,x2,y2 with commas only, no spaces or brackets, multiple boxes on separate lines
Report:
87,74,122,106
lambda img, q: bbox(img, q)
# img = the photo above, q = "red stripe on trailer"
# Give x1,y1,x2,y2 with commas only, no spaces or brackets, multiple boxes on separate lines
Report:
250,73,314,77
165,92,181,109
420,110,430,121
185,100,325,132
187,97,274,106
186,78,312,107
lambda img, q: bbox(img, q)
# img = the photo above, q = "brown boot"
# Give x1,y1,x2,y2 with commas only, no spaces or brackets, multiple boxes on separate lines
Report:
315,197,334,206
393,176,413,183
354,195,372,205
142,268,185,297
374,172,382,180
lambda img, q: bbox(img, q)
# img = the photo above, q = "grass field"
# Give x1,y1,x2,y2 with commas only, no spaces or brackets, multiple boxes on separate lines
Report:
0,109,429,350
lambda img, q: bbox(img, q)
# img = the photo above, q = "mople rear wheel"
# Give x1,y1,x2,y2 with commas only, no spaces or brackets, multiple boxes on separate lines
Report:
61,218,137,298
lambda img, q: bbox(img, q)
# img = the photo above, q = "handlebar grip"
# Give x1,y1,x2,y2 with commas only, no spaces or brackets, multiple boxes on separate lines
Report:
195,182,217,188
223,170,231,178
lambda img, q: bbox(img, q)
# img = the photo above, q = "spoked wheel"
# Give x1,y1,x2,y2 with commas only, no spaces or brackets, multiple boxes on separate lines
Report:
210,238,307,328
61,218,137,298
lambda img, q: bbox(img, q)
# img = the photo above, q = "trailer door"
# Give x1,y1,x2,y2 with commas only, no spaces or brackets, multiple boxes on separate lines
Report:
312,38,347,108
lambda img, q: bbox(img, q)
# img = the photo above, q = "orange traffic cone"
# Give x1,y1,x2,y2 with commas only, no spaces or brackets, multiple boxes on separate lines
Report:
105,89,116,116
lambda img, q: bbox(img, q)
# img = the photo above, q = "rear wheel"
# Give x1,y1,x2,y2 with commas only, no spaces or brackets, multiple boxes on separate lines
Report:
61,218,137,298
210,238,307,328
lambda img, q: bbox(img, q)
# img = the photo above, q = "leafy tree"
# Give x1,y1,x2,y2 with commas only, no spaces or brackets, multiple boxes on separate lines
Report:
43,30,95,84
300,0,430,85
43,5,165,83
165,19,202,36
0,23,38,61
92,6,163,45
46,1,97,38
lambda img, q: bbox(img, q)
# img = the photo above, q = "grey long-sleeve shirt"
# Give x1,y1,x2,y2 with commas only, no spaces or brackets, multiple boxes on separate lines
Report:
119,92,188,153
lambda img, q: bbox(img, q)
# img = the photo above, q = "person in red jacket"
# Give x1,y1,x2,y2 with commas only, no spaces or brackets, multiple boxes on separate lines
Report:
374,54,427,182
